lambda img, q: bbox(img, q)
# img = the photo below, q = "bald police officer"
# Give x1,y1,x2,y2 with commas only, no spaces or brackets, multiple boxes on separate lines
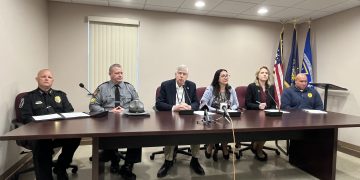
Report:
89,64,141,180
20,69,80,180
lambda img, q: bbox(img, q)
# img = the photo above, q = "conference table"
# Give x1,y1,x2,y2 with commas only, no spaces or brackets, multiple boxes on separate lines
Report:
2,110,360,180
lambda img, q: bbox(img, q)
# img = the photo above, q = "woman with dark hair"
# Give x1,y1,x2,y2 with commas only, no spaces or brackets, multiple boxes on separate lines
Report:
244,66,276,161
200,69,239,161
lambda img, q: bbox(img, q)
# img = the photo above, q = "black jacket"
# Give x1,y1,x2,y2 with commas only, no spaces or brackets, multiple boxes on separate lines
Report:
245,83,277,110
155,79,199,111
20,88,74,124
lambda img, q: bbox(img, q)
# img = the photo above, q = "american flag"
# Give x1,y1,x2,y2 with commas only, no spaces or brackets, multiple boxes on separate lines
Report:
273,30,284,107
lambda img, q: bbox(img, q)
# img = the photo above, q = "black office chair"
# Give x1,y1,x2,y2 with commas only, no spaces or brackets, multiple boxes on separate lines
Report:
11,92,78,180
235,86,281,158
150,87,192,160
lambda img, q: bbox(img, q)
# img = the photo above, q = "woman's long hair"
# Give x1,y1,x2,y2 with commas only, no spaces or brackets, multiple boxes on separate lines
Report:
211,69,231,99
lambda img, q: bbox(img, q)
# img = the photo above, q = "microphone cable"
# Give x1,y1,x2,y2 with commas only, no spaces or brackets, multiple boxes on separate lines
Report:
222,105,236,180
224,115,236,180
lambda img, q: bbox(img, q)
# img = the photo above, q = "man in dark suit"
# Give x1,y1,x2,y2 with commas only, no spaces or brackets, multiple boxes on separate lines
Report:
155,65,205,178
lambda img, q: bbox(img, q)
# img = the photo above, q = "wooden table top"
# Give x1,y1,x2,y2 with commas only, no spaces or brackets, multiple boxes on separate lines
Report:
2,110,360,141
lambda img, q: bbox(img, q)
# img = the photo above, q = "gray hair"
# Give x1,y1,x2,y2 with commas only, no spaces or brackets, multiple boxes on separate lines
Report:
176,64,189,73
109,64,122,74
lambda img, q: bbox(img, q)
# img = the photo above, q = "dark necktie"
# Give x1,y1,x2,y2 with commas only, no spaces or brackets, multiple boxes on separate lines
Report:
114,84,120,107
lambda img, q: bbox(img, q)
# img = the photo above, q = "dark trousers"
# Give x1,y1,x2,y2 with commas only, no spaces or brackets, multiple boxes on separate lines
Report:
30,138,81,180
102,147,142,165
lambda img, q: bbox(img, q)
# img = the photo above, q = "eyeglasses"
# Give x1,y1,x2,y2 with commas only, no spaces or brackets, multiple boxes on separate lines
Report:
220,74,230,78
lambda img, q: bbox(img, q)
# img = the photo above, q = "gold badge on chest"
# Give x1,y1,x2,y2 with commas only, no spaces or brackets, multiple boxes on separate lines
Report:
307,92,313,98
55,96,61,103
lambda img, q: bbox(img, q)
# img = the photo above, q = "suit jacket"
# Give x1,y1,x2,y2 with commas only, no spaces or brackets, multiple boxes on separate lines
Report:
155,79,199,111
245,83,277,110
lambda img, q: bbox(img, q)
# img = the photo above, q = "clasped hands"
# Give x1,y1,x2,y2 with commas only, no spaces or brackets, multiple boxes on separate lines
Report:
111,106,124,113
173,102,191,111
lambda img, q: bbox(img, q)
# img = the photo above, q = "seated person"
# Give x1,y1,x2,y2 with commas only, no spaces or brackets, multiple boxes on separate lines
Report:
155,65,205,178
244,66,276,161
200,69,239,161
20,69,80,180
89,64,142,180
281,73,323,110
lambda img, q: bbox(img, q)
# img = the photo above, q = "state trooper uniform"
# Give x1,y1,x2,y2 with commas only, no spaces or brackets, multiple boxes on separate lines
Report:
89,81,142,175
20,88,81,180
89,81,139,112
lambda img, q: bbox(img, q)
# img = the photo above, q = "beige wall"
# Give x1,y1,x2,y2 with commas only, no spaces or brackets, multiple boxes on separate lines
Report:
48,2,282,112
0,0,48,174
311,6,360,145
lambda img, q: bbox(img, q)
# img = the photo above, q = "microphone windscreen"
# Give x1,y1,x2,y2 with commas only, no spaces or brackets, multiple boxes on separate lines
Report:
79,83,84,88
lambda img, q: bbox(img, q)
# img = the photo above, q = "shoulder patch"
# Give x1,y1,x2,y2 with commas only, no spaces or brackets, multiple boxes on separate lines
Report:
19,98,25,108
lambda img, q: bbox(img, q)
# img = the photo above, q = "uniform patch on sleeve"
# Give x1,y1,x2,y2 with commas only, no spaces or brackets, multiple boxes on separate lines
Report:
55,96,62,103
90,98,96,104
19,98,24,108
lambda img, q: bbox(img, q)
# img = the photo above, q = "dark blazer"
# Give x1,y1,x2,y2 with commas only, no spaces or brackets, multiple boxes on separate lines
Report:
156,79,199,111
245,83,277,110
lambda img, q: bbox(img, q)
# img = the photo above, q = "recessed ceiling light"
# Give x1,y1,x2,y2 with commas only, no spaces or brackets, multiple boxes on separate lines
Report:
257,7,268,15
195,1,205,8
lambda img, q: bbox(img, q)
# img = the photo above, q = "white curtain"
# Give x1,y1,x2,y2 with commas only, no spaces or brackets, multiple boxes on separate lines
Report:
88,17,139,91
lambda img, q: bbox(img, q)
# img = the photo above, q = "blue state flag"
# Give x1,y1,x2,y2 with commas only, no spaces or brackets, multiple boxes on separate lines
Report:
285,28,299,87
301,28,313,87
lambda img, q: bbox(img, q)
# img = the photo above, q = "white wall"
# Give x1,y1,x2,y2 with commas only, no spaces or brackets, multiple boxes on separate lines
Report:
311,6,360,145
48,2,282,112
0,0,48,174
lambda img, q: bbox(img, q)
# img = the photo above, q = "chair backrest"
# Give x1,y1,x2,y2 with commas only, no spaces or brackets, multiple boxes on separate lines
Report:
14,92,28,124
196,87,206,103
155,86,161,99
235,86,247,110
13,92,32,149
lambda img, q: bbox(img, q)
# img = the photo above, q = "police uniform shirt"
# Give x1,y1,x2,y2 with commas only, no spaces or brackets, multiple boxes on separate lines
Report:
89,81,139,112
20,88,74,124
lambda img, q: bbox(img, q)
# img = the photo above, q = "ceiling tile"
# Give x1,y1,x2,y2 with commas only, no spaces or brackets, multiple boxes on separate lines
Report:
241,4,287,16
72,0,109,6
146,0,185,8
212,1,256,13
109,1,145,9
207,11,238,18
51,0,71,2
180,0,223,11
110,0,145,3
144,5,178,12
321,0,360,12
270,7,312,19
236,14,280,22
262,0,305,7
177,8,209,15
231,0,265,3
293,0,348,10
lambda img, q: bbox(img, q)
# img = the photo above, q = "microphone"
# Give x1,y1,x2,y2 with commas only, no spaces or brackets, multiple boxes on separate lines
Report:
200,100,210,122
79,83,94,97
183,85,192,104
220,103,230,119
265,89,283,117
267,89,280,111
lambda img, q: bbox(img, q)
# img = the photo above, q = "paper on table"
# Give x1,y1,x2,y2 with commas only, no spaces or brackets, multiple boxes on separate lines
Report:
264,109,290,113
32,114,62,121
194,111,216,116
61,112,90,118
303,109,327,114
